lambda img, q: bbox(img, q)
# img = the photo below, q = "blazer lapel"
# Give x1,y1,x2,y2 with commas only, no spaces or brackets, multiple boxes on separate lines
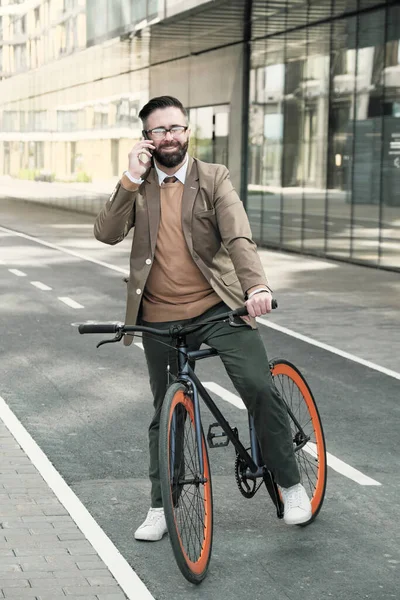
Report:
144,167,160,254
181,156,199,250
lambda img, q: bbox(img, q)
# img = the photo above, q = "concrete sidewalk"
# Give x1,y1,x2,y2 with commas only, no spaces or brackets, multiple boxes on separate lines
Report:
0,414,136,600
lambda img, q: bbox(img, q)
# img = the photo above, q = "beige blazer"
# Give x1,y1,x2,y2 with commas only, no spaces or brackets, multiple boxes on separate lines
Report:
94,156,269,345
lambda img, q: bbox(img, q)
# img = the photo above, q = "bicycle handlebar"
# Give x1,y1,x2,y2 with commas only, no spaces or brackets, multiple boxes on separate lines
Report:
78,300,278,339
78,323,121,334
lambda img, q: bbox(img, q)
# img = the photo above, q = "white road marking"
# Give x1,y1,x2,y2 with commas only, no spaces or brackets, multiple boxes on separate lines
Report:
257,317,400,382
0,226,129,275
0,395,155,600
30,281,52,291
8,268,27,277
305,443,381,486
202,381,246,410
58,297,84,309
134,342,144,350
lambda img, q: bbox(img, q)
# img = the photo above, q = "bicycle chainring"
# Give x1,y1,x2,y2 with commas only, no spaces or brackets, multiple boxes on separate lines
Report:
235,450,259,498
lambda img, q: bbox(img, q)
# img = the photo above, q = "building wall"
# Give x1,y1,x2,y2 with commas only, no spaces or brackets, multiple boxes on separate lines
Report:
0,0,399,270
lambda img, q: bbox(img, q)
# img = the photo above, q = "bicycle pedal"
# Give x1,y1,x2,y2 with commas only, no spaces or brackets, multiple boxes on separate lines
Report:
207,423,230,448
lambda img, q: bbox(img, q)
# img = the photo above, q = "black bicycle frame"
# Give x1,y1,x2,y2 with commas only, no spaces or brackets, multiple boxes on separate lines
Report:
175,336,260,476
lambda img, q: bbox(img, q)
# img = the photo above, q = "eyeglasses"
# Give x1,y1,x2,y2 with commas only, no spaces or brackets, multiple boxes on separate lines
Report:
143,126,188,140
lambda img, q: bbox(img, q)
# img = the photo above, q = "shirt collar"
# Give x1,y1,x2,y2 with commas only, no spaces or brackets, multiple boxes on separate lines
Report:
154,154,189,186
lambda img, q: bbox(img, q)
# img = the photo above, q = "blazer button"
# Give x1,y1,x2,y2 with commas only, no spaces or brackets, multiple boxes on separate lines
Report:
136,288,141,295
145,259,152,265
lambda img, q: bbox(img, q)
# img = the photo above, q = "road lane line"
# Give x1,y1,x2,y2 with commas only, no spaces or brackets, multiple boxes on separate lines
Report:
202,381,246,410
58,297,84,309
305,443,381,486
3,225,400,383
31,281,52,291
8,268,27,277
257,317,400,382
0,395,155,600
0,226,129,275
134,342,144,350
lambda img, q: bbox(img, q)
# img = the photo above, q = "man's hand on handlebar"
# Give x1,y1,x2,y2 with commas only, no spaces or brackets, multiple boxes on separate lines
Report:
244,290,274,321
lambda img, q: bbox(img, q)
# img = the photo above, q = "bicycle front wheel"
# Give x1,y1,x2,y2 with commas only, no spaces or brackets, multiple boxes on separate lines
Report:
159,382,213,584
271,359,327,523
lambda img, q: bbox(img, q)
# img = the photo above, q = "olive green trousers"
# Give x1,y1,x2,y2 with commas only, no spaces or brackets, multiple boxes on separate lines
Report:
142,302,300,508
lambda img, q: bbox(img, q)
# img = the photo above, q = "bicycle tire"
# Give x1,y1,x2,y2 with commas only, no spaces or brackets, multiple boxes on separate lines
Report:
270,359,327,524
159,382,213,584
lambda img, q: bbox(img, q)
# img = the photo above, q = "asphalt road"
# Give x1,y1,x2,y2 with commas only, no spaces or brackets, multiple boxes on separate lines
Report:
0,199,399,600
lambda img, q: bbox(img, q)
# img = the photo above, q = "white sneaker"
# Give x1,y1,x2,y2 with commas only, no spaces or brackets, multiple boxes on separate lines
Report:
280,483,312,525
134,507,168,541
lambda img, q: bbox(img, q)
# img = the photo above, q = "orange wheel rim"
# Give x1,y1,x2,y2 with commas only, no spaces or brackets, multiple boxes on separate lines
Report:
272,363,326,514
167,390,212,575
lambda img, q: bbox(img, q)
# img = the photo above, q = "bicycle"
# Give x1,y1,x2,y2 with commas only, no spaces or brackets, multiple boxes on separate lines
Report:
79,304,327,584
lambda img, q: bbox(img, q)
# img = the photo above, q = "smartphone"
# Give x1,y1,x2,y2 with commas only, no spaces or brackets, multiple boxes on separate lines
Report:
142,130,153,156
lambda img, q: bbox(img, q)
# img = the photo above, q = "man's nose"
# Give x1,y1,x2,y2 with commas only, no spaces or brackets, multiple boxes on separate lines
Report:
164,130,174,141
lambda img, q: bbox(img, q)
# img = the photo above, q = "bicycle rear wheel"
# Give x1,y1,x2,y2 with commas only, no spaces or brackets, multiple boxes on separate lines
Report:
159,382,213,584
270,359,327,523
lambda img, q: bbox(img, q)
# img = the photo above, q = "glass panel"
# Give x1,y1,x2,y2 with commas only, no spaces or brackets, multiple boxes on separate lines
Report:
282,27,307,250
381,4,400,269
326,16,357,259
352,9,385,265
189,106,213,162
248,37,285,246
214,106,229,165
302,22,330,254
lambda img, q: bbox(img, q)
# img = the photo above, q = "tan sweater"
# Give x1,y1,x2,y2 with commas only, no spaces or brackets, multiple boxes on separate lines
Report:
142,180,221,322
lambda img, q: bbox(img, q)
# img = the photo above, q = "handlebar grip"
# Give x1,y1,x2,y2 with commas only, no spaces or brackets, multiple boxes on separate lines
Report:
78,323,120,334
233,298,278,317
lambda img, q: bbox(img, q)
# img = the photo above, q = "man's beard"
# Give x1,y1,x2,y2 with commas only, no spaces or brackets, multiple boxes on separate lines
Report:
153,140,188,169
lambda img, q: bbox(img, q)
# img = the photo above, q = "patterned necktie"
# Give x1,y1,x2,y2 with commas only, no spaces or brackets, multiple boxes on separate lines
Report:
163,176,178,184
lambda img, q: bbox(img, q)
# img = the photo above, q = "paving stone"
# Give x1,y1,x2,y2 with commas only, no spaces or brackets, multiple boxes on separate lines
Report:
39,596,97,600
42,507,69,516
0,578,29,588
58,533,85,541
5,534,60,544
86,576,117,586
0,564,21,573
96,594,128,600
14,547,70,557
0,571,56,580
1,588,43,597
64,587,126,596
66,542,97,555
30,577,89,588
76,560,107,571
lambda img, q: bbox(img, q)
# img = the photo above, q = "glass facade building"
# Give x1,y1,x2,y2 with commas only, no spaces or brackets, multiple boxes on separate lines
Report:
0,0,399,269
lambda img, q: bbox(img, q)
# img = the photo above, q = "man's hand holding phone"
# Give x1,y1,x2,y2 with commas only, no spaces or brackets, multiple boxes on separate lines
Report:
127,140,155,180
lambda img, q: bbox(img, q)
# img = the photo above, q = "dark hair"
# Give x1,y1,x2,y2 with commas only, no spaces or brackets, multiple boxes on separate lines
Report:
138,96,188,127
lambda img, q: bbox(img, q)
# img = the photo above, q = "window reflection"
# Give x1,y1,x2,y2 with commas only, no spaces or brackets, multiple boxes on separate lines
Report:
249,3,400,269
